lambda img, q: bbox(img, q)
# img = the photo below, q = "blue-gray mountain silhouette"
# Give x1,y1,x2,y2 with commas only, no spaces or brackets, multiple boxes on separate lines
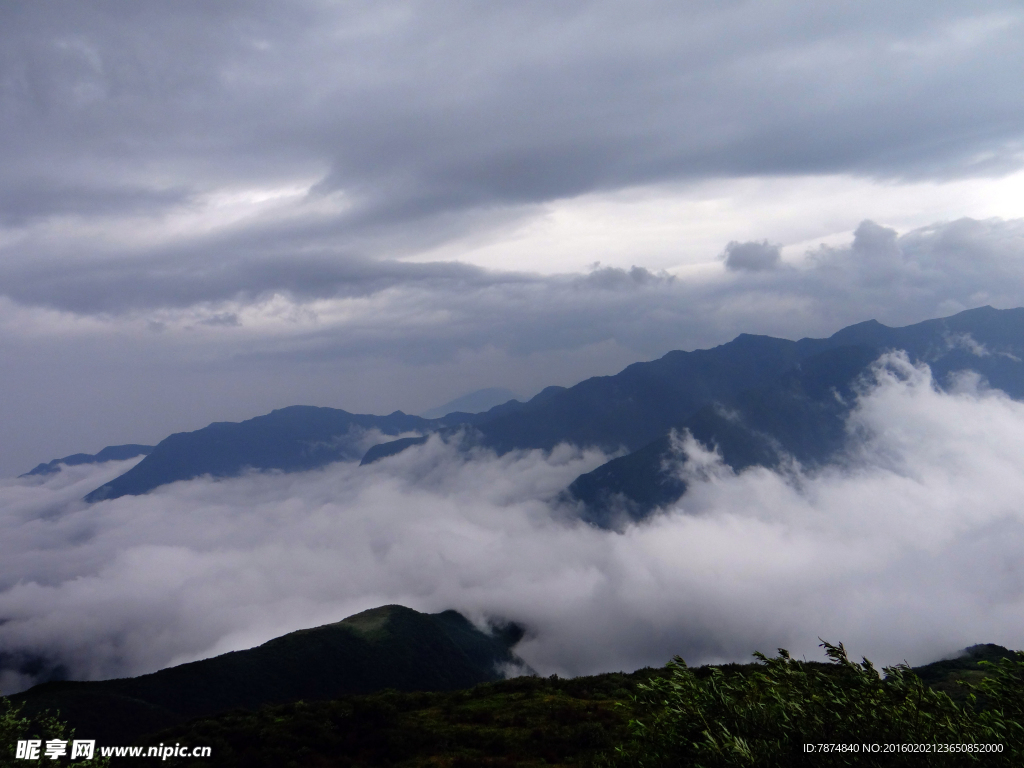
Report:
83,407,444,502
81,307,1024,511
569,306,1024,526
360,435,430,465
21,444,154,477
420,387,517,419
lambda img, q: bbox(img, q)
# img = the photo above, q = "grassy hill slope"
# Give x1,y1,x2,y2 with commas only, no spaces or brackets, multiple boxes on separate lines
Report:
10,605,525,744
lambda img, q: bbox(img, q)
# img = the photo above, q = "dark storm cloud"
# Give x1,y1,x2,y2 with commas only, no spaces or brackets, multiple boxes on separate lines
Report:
1,1,1022,245
305,0,1024,222
0,246,506,314
0,184,192,227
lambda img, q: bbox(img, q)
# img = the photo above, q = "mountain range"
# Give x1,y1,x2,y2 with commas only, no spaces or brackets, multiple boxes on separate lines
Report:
25,305,1024,525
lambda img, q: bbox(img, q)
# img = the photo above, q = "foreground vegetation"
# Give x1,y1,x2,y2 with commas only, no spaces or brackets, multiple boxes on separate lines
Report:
1,696,108,767
5,642,1022,766
127,669,667,767
615,642,1024,767
120,645,1023,766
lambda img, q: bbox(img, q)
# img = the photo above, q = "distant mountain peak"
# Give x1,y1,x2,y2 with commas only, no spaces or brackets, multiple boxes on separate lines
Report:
20,444,154,478
420,387,517,419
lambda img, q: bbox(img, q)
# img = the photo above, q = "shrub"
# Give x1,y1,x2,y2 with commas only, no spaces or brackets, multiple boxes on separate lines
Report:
1,695,108,767
613,641,1024,767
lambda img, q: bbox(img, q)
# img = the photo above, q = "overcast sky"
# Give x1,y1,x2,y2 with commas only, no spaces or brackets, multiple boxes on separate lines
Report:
3,1,1024,474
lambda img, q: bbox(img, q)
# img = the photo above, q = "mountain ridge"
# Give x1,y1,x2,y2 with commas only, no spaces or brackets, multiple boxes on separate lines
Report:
20,444,155,478
83,406,448,502
70,306,1024,508
568,305,1024,525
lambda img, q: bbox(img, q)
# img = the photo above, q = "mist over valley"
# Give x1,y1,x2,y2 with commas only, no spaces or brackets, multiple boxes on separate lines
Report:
4,308,1024,704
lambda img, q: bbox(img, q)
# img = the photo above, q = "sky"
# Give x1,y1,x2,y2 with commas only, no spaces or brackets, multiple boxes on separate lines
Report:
3,354,1024,692
3,1,1024,690
2,1,1024,474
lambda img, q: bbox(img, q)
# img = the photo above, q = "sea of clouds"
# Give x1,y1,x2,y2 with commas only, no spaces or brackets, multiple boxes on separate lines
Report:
2,353,1023,694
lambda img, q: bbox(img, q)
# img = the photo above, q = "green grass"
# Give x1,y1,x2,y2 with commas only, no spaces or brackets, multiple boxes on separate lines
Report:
614,643,1024,767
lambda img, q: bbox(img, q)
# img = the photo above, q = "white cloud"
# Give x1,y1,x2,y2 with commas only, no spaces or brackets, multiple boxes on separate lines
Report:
405,170,1024,275
1,356,1023,693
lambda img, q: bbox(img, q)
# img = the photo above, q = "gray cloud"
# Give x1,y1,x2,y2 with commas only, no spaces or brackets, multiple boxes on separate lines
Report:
0,184,192,227
1,2,1022,234
3,1,1023,310
5,215,1023,332
2,358,1023,694
175,218,1024,362
0,247,505,315
723,240,781,271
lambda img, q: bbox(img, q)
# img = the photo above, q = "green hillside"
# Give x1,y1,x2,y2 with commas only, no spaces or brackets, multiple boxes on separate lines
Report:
911,643,1019,704
10,606,525,744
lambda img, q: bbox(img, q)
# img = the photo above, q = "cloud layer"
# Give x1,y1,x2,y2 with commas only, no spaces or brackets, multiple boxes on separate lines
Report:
4,2,1022,228
4,0,1024,318
2,354,1023,694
